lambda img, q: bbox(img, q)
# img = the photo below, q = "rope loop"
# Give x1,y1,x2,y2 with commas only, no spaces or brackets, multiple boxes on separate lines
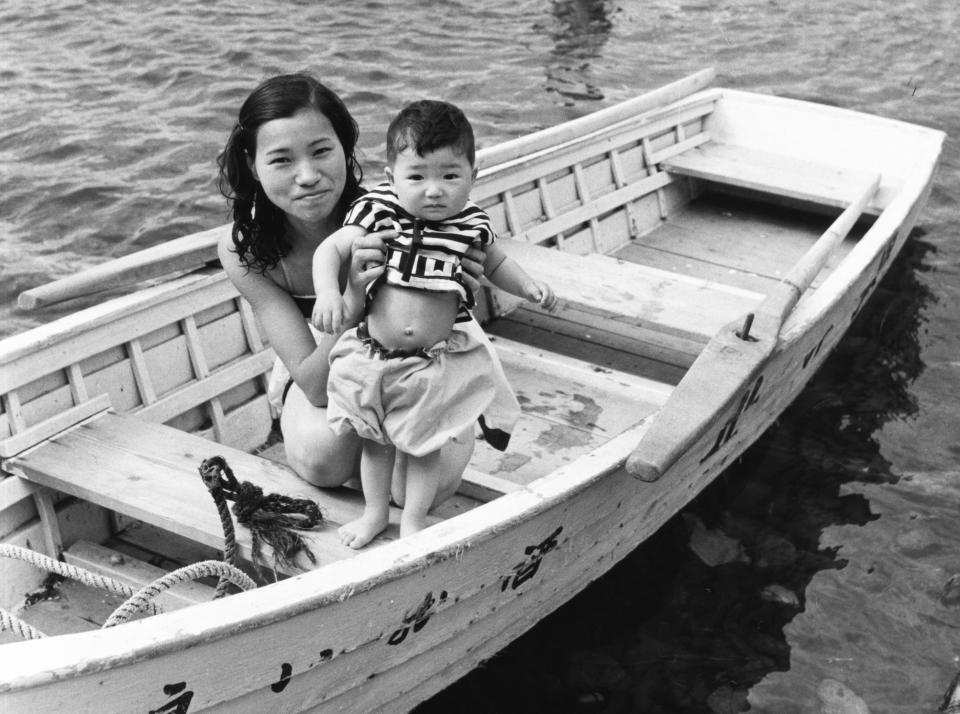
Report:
0,544,161,616
1,606,47,640
103,560,257,628
199,456,322,576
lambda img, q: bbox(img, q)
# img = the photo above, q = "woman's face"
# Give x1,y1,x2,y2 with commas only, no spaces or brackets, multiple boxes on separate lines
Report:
248,108,347,230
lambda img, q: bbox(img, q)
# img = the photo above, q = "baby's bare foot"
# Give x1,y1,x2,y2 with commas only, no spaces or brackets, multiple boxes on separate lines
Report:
339,513,389,549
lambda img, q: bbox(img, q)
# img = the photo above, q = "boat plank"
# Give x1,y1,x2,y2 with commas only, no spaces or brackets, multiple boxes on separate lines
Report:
506,302,704,367
3,414,387,572
0,393,111,458
467,337,667,485
662,141,882,210
0,578,123,644
496,237,765,344
0,474,38,512
620,193,861,290
488,311,689,382
63,540,215,610
0,271,235,394
111,518,237,571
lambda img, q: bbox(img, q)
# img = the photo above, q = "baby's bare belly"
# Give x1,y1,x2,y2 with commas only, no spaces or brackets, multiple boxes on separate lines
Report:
366,284,459,351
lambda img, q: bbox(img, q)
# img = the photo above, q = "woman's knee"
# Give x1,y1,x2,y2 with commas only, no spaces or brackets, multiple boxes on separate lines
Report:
285,441,355,487
280,396,359,487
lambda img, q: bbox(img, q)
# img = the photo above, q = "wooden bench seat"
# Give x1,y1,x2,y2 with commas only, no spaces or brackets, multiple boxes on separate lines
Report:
4,412,387,573
661,142,882,212
497,237,765,352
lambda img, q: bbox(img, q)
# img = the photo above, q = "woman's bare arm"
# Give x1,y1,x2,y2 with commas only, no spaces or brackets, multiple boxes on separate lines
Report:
219,237,337,405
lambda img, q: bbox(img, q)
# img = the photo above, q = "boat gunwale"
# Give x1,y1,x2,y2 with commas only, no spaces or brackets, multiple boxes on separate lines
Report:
0,270,231,385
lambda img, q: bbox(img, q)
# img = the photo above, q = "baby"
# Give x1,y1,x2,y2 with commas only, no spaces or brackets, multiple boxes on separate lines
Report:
313,99,556,548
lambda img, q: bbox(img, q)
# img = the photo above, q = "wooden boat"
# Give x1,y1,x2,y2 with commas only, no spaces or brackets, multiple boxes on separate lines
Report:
0,69,944,712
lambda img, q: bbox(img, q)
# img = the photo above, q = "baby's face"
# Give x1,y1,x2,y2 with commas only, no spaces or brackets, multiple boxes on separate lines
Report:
386,146,476,221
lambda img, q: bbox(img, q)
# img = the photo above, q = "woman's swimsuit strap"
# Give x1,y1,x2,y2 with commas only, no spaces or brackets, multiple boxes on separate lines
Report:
279,255,316,318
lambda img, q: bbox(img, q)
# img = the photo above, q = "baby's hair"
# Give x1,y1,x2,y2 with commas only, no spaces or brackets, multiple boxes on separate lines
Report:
386,100,475,166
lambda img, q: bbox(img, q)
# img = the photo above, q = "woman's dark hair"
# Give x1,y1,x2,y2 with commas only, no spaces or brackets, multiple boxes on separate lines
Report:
217,73,364,273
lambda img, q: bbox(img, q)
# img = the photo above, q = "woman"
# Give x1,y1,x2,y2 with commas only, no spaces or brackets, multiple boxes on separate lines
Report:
216,73,489,502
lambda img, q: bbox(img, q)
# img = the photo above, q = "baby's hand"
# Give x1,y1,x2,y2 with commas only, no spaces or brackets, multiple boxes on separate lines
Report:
521,280,559,313
312,290,347,334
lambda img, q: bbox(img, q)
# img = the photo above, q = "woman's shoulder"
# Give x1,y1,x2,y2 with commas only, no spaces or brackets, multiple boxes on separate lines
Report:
217,228,241,268
218,228,272,286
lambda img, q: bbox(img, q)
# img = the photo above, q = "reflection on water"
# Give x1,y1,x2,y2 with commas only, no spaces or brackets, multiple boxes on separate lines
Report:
543,0,614,102
418,234,940,712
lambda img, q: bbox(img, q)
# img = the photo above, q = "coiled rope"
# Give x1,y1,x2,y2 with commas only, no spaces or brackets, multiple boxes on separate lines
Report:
198,456,322,576
102,560,256,627
0,544,255,639
0,543,161,611
0,606,46,640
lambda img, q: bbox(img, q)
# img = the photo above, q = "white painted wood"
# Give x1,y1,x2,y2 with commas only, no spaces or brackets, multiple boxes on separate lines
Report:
0,476,37,512
495,236,765,343
476,68,715,170
0,393,112,458
0,499,111,608
0,270,236,393
66,363,88,402
663,141,882,210
706,88,942,197
135,349,275,424
781,175,881,296
32,487,62,559
64,540,215,609
17,224,230,311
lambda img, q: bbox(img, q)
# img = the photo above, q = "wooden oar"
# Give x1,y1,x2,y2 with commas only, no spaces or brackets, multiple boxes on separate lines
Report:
625,175,881,482
749,174,882,337
477,68,715,170
17,224,229,311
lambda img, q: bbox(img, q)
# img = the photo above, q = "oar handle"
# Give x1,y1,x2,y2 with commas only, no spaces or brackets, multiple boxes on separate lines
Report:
783,175,881,296
18,224,228,310
755,174,882,335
